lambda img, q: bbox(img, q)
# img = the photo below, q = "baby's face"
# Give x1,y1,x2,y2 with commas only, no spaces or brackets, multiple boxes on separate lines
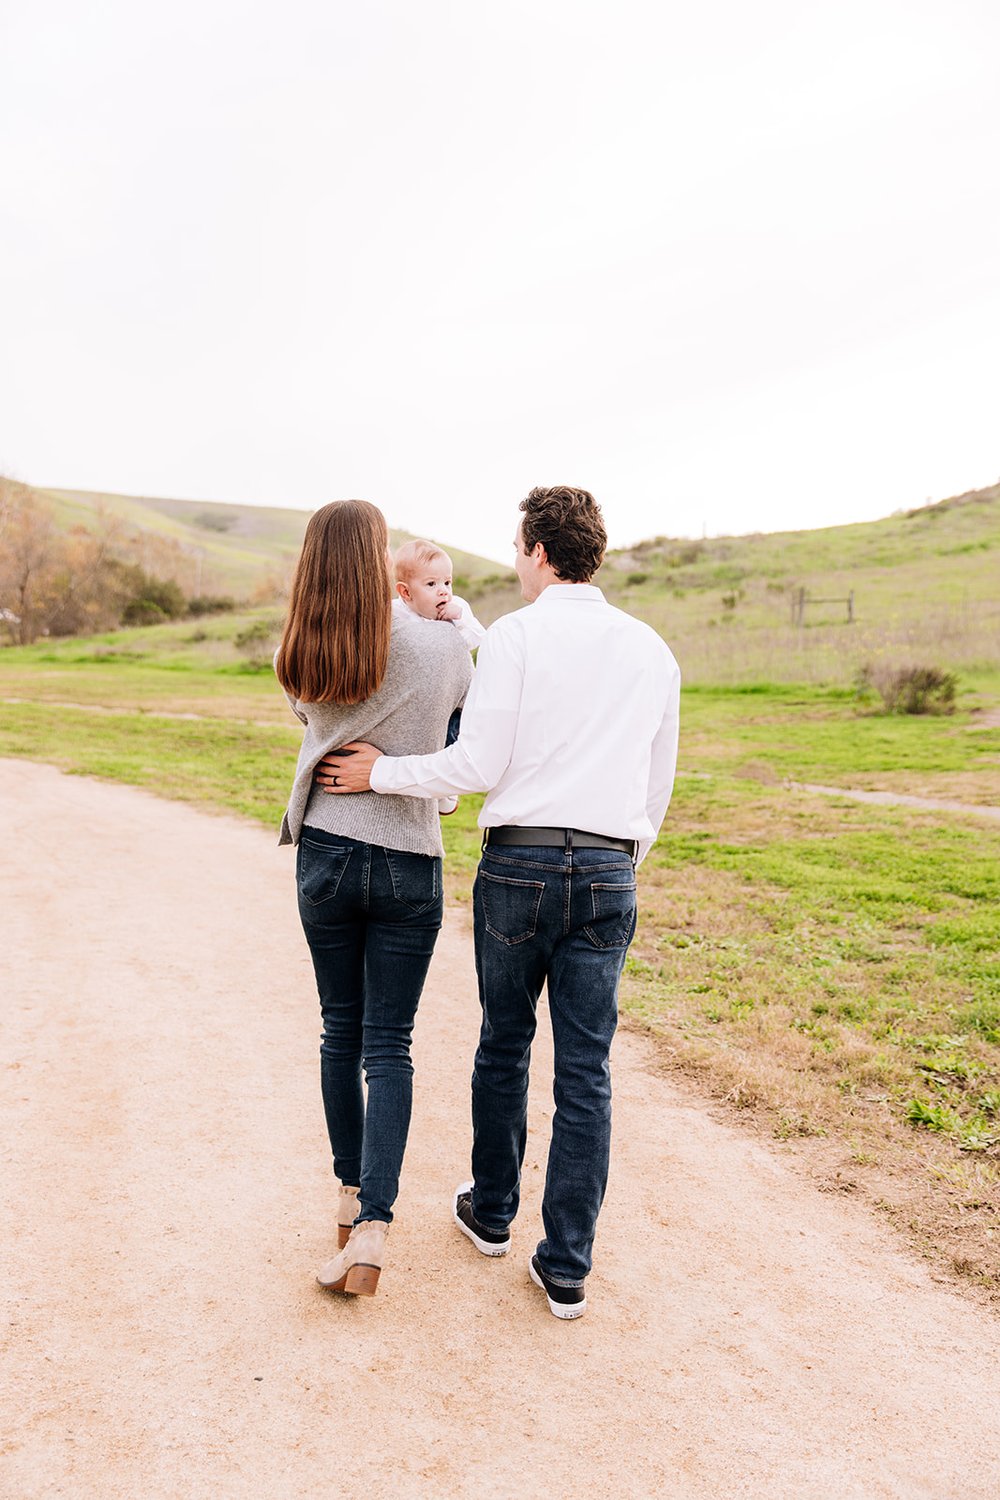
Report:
400,556,453,619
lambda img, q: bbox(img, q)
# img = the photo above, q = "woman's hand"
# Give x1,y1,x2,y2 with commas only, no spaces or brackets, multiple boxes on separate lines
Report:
315,742,383,793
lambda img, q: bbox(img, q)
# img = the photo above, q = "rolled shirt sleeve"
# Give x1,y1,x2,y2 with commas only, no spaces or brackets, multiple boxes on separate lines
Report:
636,658,681,865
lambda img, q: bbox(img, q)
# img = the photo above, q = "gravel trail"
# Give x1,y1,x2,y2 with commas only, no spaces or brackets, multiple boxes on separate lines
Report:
2,759,999,1499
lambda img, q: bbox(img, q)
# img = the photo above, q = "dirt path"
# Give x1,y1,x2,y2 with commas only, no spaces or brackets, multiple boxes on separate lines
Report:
0,697,260,724
788,779,1000,821
3,759,999,1500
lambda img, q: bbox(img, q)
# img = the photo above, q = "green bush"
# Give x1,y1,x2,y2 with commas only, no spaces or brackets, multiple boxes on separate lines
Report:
187,595,236,617
234,617,280,668
234,618,277,651
121,599,166,626
122,576,187,626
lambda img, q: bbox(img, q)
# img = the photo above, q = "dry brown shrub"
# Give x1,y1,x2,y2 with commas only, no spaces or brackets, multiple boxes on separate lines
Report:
856,661,958,714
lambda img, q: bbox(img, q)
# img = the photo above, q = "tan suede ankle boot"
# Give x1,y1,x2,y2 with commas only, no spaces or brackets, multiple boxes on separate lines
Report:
316,1219,389,1296
337,1184,360,1249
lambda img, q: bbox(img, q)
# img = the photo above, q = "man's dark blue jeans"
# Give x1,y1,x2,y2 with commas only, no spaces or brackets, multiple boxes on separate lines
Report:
296,827,443,1225
469,841,637,1286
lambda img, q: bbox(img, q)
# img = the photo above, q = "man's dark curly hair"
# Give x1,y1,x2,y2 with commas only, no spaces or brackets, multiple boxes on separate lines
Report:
518,485,607,582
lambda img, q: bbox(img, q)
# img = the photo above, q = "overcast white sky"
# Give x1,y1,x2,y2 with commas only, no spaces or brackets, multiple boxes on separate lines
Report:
2,1,997,563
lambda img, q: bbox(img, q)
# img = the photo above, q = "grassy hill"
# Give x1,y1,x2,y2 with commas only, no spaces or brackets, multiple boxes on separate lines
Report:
38,487,508,601
603,480,1000,611
462,480,1000,685
601,481,1000,684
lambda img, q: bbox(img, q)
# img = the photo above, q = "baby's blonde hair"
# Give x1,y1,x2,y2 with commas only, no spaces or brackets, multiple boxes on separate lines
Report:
394,538,451,583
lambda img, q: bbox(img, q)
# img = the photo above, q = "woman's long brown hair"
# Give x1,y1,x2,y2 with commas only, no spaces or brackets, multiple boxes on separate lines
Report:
275,500,392,704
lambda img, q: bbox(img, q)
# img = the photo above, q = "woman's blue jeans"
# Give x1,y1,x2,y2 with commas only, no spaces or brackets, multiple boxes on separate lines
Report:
469,842,637,1285
296,827,443,1224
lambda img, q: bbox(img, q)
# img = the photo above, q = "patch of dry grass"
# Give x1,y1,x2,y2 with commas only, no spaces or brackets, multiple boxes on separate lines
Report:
622,783,1000,1299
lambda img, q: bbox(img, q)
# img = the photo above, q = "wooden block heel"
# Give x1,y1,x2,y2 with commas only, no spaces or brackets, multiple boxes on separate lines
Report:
337,1225,351,1249
316,1219,387,1294
344,1263,380,1296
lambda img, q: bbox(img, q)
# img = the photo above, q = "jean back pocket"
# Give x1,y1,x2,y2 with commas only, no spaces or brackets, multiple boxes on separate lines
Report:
382,848,441,916
583,880,637,950
297,838,353,907
480,871,545,946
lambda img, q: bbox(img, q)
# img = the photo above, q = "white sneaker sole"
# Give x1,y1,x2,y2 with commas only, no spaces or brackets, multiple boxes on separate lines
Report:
452,1181,510,1257
529,1257,587,1319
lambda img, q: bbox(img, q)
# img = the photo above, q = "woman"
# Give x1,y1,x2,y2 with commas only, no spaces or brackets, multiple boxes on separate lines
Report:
276,500,472,1296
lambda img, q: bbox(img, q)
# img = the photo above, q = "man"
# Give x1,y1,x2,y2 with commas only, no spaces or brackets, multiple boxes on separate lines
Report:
318,485,680,1319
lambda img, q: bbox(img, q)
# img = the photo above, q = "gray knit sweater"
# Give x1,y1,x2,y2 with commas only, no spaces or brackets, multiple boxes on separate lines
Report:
278,608,473,857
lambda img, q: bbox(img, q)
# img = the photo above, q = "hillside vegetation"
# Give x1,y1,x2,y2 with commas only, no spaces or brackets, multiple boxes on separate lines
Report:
596,481,1000,684
14,477,1000,686
37,486,507,601
437,480,1000,685
442,480,1000,684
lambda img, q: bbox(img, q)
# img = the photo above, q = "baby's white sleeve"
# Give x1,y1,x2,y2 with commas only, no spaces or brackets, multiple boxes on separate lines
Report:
451,596,487,649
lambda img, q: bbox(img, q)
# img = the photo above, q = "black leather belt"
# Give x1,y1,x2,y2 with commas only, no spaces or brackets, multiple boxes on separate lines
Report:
483,825,636,856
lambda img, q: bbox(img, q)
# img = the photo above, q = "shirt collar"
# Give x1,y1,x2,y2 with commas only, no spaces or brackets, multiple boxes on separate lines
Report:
533,583,605,604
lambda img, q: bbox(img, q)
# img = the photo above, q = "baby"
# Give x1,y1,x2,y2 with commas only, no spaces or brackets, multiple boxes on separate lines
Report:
393,539,486,815
393,539,486,649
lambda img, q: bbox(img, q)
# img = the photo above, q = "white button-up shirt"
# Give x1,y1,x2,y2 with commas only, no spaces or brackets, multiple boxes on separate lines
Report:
371,583,681,863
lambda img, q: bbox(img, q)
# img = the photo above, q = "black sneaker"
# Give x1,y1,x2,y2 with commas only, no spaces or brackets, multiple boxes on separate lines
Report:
452,1181,510,1257
529,1254,587,1319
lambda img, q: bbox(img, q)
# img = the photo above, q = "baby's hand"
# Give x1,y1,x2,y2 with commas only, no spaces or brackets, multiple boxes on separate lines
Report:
436,599,462,622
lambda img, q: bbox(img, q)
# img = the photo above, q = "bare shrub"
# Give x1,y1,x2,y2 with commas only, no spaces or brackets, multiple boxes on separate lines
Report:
0,479,204,640
856,662,958,715
0,479,67,643
669,541,704,566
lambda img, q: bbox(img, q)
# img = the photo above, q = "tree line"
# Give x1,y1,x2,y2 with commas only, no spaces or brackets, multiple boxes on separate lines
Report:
0,479,236,645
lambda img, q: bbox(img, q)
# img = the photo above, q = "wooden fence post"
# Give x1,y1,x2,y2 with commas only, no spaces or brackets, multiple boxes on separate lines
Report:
790,588,854,625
